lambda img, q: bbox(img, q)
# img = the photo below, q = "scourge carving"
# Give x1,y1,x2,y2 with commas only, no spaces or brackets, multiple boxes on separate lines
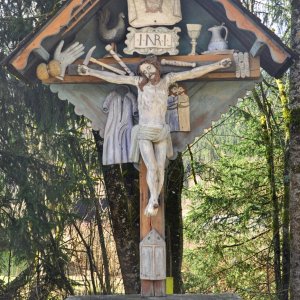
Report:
124,27,181,56
89,57,127,75
127,0,182,28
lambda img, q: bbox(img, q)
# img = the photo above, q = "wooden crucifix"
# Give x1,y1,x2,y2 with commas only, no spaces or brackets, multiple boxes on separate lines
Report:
44,41,258,296
76,55,232,216
3,0,293,297
53,45,231,295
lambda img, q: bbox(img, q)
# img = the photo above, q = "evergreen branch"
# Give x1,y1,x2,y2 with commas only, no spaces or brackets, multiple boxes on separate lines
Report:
221,229,271,248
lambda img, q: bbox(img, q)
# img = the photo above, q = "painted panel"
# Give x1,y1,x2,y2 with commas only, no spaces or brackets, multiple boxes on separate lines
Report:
140,246,153,279
154,246,166,279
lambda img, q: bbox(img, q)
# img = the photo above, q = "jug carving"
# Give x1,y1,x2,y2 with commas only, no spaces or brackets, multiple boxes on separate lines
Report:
207,24,228,51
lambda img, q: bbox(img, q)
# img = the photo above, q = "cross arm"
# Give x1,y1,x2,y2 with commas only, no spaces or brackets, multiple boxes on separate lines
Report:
166,58,232,84
42,54,260,84
78,65,139,86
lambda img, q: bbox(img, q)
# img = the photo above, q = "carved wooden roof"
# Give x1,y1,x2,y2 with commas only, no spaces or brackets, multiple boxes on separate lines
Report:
201,0,294,77
2,0,295,82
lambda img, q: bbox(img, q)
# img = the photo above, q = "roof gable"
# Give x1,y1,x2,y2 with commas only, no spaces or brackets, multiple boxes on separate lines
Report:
2,0,294,82
201,0,294,77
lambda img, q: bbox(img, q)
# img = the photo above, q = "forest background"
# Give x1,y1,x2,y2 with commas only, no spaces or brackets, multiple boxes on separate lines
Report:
0,0,300,300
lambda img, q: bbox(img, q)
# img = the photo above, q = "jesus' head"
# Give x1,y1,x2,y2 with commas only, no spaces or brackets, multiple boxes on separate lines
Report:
137,56,161,91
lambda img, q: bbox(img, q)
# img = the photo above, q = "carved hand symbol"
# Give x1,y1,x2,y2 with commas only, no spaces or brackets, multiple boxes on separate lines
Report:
54,40,85,80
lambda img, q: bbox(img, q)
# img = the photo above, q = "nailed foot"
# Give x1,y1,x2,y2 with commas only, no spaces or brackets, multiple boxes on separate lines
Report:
144,200,159,217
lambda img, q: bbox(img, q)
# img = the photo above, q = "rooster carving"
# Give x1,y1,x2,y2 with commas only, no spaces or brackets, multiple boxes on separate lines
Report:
98,9,126,55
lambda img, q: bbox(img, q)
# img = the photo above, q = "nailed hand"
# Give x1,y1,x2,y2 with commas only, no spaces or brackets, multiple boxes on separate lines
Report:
219,58,232,68
77,65,90,76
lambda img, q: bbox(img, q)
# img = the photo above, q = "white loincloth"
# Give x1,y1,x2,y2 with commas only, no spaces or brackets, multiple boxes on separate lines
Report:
130,124,173,163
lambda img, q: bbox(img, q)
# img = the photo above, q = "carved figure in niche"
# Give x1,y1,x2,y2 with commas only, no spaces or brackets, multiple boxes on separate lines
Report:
127,0,182,27
177,85,190,132
166,84,179,132
102,86,138,165
166,84,190,132
77,56,232,216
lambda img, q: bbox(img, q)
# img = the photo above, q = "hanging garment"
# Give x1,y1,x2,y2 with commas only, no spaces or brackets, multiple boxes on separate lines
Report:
102,86,138,165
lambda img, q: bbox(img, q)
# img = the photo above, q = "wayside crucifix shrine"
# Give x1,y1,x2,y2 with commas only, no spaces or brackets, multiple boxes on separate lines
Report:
3,0,294,298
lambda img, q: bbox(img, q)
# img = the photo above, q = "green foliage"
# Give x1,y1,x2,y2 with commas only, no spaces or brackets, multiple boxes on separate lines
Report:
0,0,61,51
0,67,103,297
182,1,291,298
0,1,110,298
183,83,288,299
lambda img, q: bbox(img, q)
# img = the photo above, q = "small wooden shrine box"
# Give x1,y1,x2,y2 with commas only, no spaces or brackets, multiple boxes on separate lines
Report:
140,229,166,280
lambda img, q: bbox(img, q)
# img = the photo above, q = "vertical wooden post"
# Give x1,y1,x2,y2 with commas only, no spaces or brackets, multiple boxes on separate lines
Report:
140,160,166,297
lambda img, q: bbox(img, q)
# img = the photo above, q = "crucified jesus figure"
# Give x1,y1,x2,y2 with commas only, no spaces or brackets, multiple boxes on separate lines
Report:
77,56,231,216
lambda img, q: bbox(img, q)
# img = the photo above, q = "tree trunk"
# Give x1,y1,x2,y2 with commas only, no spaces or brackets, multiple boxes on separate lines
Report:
93,131,184,294
94,199,112,294
276,79,290,300
165,153,184,294
93,131,140,294
289,2,300,298
69,136,111,294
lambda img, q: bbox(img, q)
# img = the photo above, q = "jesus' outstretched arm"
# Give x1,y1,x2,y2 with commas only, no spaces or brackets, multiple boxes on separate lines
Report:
78,65,139,86
166,58,232,84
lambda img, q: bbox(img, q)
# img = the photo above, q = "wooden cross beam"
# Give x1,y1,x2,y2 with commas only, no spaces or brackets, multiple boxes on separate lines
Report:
42,54,260,84
140,160,166,296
